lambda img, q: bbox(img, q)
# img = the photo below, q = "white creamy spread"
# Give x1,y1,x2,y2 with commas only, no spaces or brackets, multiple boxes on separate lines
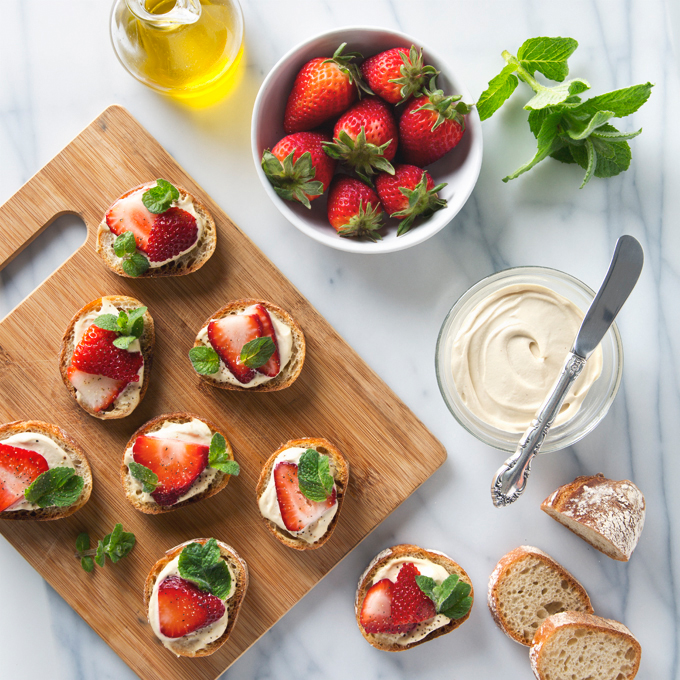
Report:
2,432,75,512
72,298,144,412
148,554,235,655
371,557,452,647
451,283,603,433
258,446,338,544
98,184,206,268
196,305,293,388
124,419,217,506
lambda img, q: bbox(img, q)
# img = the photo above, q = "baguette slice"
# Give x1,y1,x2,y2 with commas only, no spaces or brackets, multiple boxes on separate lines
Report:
120,413,235,514
59,296,155,420
143,538,248,657
255,438,348,550
0,420,92,520
530,611,641,680
541,473,646,561
355,544,474,651
488,545,593,646
96,182,216,278
192,299,305,392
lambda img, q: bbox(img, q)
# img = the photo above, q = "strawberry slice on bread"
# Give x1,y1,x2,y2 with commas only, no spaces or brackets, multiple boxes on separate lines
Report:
208,313,262,384
0,443,49,512
360,579,416,634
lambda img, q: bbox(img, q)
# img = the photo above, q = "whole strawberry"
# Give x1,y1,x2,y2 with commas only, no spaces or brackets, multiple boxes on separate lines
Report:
323,97,398,182
361,45,438,105
375,164,446,236
327,175,384,242
261,132,336,208
283,43,372,134
399,81,472,166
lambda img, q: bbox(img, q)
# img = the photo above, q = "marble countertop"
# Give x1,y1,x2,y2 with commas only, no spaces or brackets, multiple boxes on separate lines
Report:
1,1,679,678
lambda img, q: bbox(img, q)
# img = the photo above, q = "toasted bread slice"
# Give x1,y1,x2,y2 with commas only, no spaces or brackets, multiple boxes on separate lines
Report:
355,544,474,651
530,611,641,680
96,182,216,278
192,299,305,392
255,438,348,550
121,412,235,514
144,539,248,657
541,474,646,562
59,296,155,420
0,420,92,520
488,545,593,646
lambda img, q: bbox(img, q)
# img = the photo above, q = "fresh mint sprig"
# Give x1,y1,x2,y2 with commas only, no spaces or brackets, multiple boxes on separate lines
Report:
240,336,276,369
208,433,240,476
75,524,136,572
416,573,473,620
24,467,84,508
94,306,147,349
128,461,158,493
297,449,334,502
189,345,220,374
142,178,179,214
178,538,231,599
112,231,150,277
477,36,653,187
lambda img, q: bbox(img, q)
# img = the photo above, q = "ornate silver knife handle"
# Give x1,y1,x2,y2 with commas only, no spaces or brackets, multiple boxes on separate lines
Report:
491,352,586,508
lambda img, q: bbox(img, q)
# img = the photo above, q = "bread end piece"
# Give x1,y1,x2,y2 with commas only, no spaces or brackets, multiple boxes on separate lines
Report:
487,545,593,646
355,544,474,652
255,438,348,550
143,539,248,657
541,473,646,561
0,420,92,521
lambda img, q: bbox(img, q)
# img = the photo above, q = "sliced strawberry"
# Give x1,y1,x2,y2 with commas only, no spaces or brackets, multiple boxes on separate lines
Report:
132,435,209,506
70,325,143,384
360,579,416,635
251,304,280,377
106,190,154,251
157,575,225,638
0,443,49,511
67,367,127,413
145,207,198,263
391,562,437,625
273,461,336,533
207,314,263,384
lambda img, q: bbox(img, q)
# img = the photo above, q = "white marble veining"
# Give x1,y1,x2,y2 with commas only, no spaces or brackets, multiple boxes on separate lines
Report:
1,0,680,678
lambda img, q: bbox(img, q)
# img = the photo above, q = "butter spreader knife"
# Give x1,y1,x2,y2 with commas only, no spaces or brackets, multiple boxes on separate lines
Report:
491,235,644,508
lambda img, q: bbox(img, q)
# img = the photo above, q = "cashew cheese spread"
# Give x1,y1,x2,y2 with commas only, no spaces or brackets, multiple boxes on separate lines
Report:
451,283,603,433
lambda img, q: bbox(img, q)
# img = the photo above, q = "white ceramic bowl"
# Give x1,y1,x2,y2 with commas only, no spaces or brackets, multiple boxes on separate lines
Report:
251,26,483,254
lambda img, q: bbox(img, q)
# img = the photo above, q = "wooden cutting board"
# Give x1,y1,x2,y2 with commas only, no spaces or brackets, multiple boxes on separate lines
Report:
0,105,446,680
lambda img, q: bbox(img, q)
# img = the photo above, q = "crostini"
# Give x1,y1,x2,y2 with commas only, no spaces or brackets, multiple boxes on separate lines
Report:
0,420,92,520
256,438,348,550
121,413,238,514
189,299,305,391
356,544,473,651
97,179,216,278
144,538,248,657
59,296,154,419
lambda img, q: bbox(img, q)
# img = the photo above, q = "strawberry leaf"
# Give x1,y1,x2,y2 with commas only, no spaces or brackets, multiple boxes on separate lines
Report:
178,538,231,599
24,467,83,508
208,433,240,476
128,461,158,493
142,178,179,214
297,449,334,502
240,336,275,369
189,346,220,374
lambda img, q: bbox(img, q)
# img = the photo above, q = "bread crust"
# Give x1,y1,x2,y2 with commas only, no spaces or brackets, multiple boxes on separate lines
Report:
143,538,248,657
193,299,306,392
0,420,92,521
120,413,235,514
58,296,155,420
255,438,349,550
541,474,646,561
530,611,641,680
487,545,593,646
96,182,217,278
355,544,474,651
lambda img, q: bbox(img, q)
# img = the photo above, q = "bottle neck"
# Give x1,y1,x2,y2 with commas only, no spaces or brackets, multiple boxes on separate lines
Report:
124,0,201,28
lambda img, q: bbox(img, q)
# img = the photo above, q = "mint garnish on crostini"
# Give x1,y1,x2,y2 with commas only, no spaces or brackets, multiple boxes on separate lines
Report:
75,523,136,572
208,433,240,475
239,336,276,369
415,573,473,620
128,460,158,493
142,178,179,214
297,448,334,502
189,346,220,374
24,467,84,508
178,538,231,599
94,305,147,349
113,231,150,278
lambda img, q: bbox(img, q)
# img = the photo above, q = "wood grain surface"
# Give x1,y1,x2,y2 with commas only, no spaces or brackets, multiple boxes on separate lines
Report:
0,105,447,680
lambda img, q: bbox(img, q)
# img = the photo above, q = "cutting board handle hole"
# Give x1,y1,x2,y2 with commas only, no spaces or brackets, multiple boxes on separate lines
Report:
0,212,87,319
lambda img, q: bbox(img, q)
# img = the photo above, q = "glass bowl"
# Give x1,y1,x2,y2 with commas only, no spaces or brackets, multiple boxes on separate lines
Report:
435,266,623,453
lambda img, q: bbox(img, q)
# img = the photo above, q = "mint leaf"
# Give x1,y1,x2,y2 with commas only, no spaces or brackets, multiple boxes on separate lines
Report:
572,83,653,118
477,65,519,121
113,231,137,257
81,556,94,572
566,110,614,140
524,78,590,110
95,540,106,568
24,467,83,508
297,449,334,502
189,346,220,374
416,573,473,620
550,146,577,164
129,461,158,493
415,575,437,602
101,523,136,563
517,37,578,81
178,538,231,599
93,314,120,332
125,307,147,332
113,335,136,350
142,178,179,214
122,251,150,278
240,336,276,369
208,433,240,475
76,532,90,553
